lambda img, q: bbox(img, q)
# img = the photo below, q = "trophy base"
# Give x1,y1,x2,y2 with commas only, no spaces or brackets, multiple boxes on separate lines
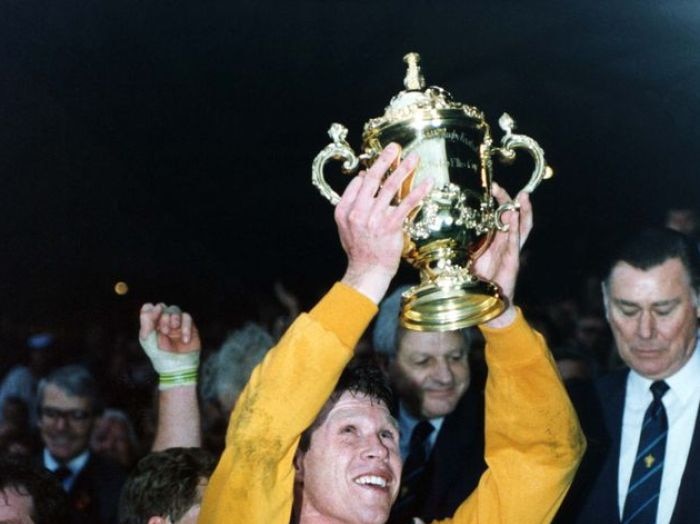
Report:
400,279,506,331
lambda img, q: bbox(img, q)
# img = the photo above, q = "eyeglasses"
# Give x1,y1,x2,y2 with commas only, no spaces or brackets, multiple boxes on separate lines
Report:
39,406,93,423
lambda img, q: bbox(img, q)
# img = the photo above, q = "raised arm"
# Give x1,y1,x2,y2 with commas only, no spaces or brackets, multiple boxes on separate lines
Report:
337,144,430,303
472,183,533,328
139,303,202,450
439,186,585,523
200,143,431,524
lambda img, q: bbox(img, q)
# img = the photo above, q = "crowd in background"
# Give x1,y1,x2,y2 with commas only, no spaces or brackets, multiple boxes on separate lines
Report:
0,301,288,464
0,273,612,465
0,205,698,524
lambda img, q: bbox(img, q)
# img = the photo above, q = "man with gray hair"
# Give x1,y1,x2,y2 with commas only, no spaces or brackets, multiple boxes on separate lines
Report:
200,323,274,414
36,364,125,524
373,287,485,524
199,323,274,454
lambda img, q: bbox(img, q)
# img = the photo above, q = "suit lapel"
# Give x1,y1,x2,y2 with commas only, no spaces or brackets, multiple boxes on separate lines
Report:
419,388,486,521
559,371,628,523
593,370,628,522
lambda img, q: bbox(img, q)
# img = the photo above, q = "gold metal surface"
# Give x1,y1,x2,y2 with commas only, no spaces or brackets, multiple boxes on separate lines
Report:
312,53,552,331
400,279,504,331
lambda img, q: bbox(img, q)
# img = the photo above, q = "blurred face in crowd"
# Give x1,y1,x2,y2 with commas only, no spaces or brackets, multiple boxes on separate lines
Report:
0,486,34,524
38,385,96,463
90,416,134,468
604,258,700,380
294,392,401,524
390,329,469,418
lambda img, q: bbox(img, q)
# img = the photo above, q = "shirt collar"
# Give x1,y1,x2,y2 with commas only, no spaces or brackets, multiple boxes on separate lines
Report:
43,448,90,475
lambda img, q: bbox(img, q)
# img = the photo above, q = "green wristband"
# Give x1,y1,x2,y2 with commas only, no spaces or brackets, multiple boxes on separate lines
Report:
158,368,198,390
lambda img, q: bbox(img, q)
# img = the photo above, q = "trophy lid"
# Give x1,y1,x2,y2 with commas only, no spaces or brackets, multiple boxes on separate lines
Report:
362,53,485,142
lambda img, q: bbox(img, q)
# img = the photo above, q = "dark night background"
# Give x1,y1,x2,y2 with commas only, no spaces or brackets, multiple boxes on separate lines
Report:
2,1,700,342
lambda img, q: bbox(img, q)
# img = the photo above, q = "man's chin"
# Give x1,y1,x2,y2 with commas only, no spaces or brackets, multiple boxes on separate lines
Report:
628,353,674,378
350,506,391,524
47,444,80,461
421,396,459,418
633,363,673,380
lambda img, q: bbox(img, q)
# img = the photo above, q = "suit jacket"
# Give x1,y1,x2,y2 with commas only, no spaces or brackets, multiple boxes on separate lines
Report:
554,370,700,524
38,451,126,524
389,386,487,524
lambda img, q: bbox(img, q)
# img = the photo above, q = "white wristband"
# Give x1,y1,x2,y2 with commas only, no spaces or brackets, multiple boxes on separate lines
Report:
139,331,200,390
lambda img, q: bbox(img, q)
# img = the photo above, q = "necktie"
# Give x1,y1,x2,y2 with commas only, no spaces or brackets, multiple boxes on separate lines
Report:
52,465,72,491
621,380,670,524
391,420,434,521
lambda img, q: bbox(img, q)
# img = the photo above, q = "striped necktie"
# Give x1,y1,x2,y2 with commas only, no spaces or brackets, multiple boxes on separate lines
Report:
390,420,434,522
621,380,670,524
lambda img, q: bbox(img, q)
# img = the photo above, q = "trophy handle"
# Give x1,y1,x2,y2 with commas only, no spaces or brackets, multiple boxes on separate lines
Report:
312,123,361,205
493,113,554,194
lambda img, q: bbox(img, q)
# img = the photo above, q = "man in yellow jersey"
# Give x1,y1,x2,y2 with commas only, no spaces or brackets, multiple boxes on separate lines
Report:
199,143,585,524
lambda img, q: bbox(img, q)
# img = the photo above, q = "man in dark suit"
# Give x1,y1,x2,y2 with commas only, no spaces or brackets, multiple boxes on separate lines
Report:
36,365,126,524
556,228,700,524
373,286,486,524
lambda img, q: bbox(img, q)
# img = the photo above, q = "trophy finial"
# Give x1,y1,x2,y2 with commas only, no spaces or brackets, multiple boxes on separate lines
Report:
403,52,425,90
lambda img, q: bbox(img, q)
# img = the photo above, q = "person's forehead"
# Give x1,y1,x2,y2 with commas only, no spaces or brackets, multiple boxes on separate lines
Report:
325,392,397,428
398,329,466,356
41,384,91,409
609,259,692,294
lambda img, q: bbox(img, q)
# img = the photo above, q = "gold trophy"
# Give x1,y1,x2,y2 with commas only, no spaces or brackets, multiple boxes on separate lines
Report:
312,53,552,331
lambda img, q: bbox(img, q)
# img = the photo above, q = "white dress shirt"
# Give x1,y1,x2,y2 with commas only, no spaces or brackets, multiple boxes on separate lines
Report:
43,448,90,492
618,343,700,524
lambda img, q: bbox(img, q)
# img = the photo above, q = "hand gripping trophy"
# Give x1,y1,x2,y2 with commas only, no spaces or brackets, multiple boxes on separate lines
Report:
312,53,552,331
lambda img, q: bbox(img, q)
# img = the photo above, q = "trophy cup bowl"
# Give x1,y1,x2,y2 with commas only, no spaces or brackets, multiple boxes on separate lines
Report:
312,53,552,331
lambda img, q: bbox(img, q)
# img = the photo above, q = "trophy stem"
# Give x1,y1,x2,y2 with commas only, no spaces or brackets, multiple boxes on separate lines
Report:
400,277,506,331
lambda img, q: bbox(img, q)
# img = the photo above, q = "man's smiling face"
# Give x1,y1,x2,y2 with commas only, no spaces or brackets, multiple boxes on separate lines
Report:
294,391,401,524
391,329,469,419
37,384,96,463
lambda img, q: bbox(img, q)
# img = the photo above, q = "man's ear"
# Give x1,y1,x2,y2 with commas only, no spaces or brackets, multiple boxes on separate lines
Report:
293,449,305,483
